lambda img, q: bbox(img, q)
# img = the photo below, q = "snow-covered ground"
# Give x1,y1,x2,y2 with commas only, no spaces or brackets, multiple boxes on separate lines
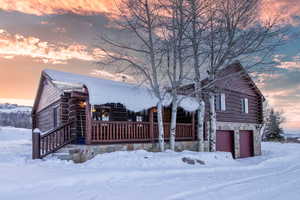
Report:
0,127,300,200
0,103,31,113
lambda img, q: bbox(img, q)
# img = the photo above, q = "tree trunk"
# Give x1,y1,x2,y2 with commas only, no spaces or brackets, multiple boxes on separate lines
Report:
197,100,205,151
209,92,216,152
260,124,266,141
194,80,205,152
157,102,165,152
170,97,178,151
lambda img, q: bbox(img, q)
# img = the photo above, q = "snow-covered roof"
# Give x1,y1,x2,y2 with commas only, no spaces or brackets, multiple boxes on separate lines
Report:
44,69,199,112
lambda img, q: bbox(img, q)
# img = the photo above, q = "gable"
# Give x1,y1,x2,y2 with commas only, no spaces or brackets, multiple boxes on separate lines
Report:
34,76,62,113
215,63,261,97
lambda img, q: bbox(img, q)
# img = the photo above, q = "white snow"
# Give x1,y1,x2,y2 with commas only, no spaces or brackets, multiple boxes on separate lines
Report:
44,69,199,112
0,104,31,113
1,126,300,200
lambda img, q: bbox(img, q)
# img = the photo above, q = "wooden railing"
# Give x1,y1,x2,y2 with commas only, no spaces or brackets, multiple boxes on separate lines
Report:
91,121,194,144
32,122,74,159
91,121,152,143
154,123,194,141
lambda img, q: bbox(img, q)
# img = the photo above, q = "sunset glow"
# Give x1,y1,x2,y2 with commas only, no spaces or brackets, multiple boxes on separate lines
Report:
0,0,116,16
0,0,299,130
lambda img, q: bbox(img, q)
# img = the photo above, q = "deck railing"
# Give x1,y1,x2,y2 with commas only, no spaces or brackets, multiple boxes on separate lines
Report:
32,122,74,159
91,121,152,143
91,121,194,144
154,123,194,141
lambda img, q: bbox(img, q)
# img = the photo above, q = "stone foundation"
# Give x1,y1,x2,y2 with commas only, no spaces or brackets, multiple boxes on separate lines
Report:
62,141,208,163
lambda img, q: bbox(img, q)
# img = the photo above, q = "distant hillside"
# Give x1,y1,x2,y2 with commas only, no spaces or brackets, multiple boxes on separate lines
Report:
0,103,32,129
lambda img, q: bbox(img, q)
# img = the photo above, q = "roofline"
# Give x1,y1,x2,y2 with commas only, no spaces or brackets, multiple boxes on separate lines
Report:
32,70,64,114
234,62,265,101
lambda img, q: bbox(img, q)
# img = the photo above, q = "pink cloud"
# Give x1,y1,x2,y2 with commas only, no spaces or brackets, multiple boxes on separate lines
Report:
260,0,300,25
91,69,134,82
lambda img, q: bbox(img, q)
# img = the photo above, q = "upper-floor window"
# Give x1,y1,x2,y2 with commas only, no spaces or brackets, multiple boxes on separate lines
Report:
241,98,249,113
215,93,226,111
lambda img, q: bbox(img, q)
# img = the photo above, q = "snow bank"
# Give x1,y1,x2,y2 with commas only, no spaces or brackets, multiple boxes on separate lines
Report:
0,127,32,163
84,150,236,170
44,69,199,112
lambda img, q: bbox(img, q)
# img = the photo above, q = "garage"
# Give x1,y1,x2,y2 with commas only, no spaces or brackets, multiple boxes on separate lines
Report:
216,130,234,157
239,130,254,158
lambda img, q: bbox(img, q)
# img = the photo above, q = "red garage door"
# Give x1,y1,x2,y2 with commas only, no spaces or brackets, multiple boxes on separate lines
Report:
216,131,234,157
239,131,254,158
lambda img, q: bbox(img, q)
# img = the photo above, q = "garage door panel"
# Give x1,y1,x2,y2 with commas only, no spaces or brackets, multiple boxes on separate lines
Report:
216,130,234,156
239,130,254,158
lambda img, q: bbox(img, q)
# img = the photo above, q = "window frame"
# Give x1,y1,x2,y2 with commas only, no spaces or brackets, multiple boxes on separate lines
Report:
215,93,226,112
53,106,59,128
220,93,226,111
241,98,249,114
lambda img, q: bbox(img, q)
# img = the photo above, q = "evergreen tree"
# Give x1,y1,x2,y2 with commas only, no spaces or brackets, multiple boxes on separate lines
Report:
263,108,284,141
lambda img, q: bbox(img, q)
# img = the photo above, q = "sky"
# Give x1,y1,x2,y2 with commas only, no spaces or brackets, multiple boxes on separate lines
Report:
0,0,299,131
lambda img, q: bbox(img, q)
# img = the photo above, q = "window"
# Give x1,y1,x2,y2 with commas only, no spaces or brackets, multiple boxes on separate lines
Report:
241,98,249,113
215,93,226,111
53,106,59,128
136,116,143,122
101,110,110,121
220,93,226,111
92,106,111,121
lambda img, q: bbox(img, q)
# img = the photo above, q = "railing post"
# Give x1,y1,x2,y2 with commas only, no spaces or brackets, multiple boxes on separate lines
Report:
192,112,195,140
85,102,92,145
32,128,41,159
149,108,154,142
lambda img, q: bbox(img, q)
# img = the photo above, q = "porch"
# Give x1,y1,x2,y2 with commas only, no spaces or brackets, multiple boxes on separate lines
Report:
33,102,196,159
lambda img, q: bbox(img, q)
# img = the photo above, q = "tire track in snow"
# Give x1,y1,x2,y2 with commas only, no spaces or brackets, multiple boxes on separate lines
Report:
165,164,300,200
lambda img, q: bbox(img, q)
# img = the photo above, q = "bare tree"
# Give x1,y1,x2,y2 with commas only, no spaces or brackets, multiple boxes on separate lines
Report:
97,0,166,151
184,0,209,151
159,0,193,150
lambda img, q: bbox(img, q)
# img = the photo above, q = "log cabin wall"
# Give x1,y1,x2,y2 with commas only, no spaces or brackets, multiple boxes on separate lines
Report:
35,93,71,133
35,101,61,132
213,64,263,124
215,90,262,124
36,78,61,113
34,77,64,132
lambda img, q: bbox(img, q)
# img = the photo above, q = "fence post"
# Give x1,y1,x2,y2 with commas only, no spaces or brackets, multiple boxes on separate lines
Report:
32,128,41,159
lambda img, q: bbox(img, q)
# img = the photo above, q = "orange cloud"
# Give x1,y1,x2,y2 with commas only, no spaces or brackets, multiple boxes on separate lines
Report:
1,1,299,26
0,29,105,64
0,0,116,16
